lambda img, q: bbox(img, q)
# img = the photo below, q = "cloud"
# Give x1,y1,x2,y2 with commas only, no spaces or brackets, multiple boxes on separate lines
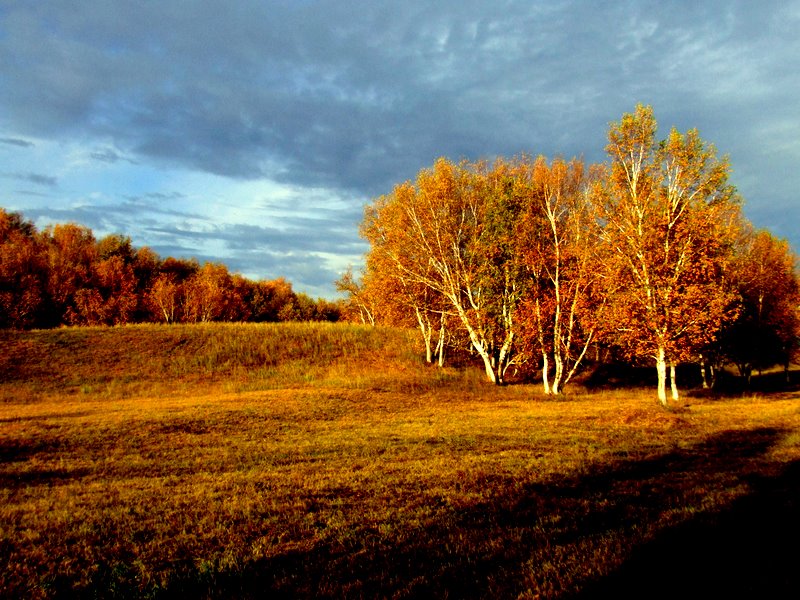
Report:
3,2,792,193
1,0,798,295
1,171,58,187
0,137,34,148
3,1,797,194
89,147,138,164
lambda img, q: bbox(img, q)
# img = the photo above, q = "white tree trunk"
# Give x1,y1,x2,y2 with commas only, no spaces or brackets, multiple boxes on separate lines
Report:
480,351,498,384
541,353,551,394
656,346,668,406
415,307,433,364
670,361,679,401
552,353,564,395
435,316,446,368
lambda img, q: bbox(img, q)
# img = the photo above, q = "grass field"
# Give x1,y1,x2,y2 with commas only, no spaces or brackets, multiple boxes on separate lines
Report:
2,323,799,598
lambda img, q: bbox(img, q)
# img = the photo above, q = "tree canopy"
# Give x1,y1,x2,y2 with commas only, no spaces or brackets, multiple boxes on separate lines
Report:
347,105,799,403
0,210,342,328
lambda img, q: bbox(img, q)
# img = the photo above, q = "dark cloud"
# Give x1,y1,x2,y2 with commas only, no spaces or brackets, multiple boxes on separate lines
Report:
90,148,138,164
3,1,795,195
1,0,799,293
1,171,58,187
0,137,34,147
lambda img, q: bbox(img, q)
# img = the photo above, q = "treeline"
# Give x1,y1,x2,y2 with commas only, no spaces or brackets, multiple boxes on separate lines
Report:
0,211,341,329
340,105,800,404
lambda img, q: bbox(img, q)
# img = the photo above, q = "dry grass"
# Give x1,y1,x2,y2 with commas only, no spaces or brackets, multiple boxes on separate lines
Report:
1,324,799,598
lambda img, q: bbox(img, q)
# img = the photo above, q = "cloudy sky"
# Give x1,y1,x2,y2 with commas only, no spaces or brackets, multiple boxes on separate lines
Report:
1,1,798,297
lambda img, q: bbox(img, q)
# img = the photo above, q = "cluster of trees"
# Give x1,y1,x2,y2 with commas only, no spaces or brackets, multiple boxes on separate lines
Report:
0,211,341,329
341,105,800,404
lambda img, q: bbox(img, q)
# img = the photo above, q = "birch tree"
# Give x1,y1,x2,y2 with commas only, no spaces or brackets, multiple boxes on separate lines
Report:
362,158,522,383
516,157,604,394
602,105,741,405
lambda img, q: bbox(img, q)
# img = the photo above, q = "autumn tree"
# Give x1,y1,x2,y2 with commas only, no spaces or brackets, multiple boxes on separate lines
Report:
182,262,247,323
722,226,800,382
362,158,522,383
90,234,139,324
247,278,297,322
0,209,46,328
362,247,452,365
600,105,741,405
0,207,339,328
515,157,605,394
88,256,139,324
335,266,378,326
97,233,135,263
40,223,99,326
148,273,182,323
132,246,162,320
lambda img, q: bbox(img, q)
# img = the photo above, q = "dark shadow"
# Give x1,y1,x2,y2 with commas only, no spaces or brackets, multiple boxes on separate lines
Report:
579,360,657,390
575,460,800,599
0,436,67,463
581,361,800,399
0,467,93,488
138,427,799,599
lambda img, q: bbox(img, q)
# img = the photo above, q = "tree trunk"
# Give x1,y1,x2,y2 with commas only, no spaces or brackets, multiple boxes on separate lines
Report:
709,363,717,389
480,352,498,384
699,355,709,389
415,307,433,364
670,361,679,401
435,316,446,368
656,346,668,406
541,353,551,394
552,353,564,395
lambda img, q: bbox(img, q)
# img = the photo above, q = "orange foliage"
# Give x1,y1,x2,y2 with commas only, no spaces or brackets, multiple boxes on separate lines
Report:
601,105,742,403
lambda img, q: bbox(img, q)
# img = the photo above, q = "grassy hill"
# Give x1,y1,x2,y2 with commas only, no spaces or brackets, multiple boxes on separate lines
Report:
2,323,799,598
0,322,463,400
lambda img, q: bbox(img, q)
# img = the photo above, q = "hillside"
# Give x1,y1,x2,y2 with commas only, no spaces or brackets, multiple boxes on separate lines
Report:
0,322,459,400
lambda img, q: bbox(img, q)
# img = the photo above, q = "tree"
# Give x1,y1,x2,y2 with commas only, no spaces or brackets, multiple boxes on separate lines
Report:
515,157,604,394
97,233,134,263
148,273,182,323
335,266,378,326
132,246,162,320
182,262,246,323
40,223,98,326
723,226,800,383
362,158,522,383
363,250,452,365
248,278,296,322
0,209,46,328
91,255,138,324
601,105,741,405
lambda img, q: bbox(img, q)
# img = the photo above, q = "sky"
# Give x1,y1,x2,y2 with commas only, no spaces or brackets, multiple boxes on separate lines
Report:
1,1,799,298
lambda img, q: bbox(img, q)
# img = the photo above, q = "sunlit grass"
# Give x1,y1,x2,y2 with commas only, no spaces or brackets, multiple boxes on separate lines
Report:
0,322,425,400
1,324,799,598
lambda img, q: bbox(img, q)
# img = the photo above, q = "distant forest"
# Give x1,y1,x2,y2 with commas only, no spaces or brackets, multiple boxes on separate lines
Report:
0,207,342,329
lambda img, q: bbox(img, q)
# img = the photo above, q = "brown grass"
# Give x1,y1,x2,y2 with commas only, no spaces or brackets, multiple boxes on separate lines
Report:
1,324,799,598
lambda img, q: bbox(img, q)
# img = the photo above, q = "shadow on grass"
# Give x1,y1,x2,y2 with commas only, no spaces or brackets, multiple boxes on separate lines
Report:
582,362,800,399
575,459,800,599
146,427,799,599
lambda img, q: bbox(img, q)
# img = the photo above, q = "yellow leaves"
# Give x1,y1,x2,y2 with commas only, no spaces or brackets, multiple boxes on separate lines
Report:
602,105,742,363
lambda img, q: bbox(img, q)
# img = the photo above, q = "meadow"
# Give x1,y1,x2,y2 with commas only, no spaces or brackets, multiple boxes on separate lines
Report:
1,323,799,598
